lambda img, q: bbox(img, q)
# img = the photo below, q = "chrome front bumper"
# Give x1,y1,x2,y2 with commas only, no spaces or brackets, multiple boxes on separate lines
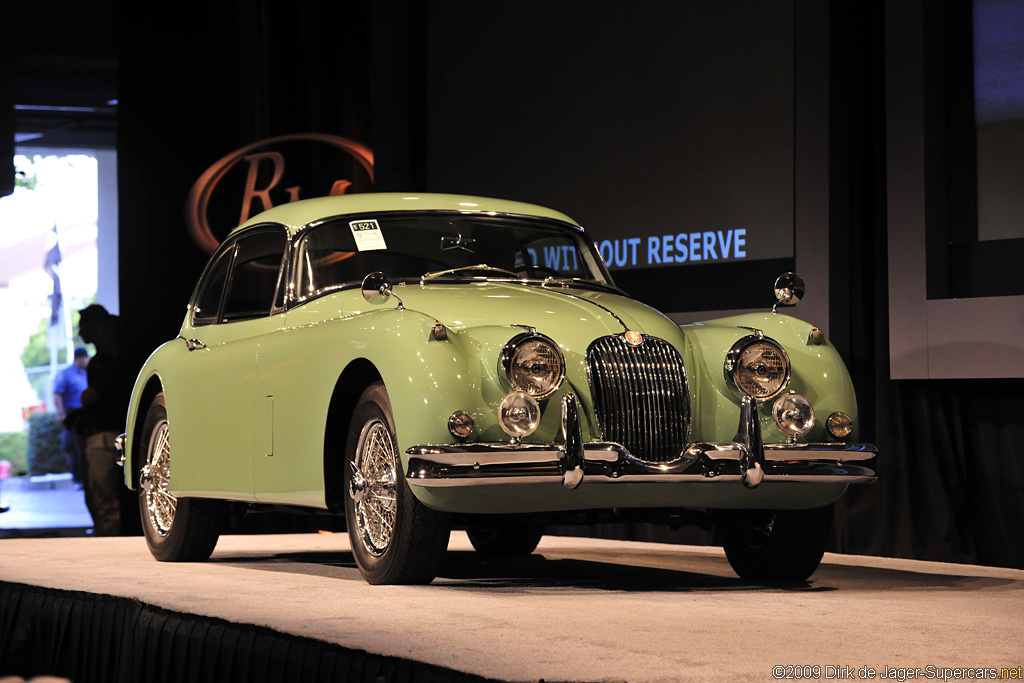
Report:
406,394,878,490
114,433,126,467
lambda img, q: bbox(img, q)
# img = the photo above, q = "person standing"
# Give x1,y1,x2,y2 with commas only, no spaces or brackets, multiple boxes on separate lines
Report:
53,347,90,484
76,305,131,536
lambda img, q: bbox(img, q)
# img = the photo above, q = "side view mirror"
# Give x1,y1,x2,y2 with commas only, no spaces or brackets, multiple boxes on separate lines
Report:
361,272,404,310
773,272,805,312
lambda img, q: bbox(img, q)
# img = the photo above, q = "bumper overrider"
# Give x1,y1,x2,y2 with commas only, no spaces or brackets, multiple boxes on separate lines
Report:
406,394,878,490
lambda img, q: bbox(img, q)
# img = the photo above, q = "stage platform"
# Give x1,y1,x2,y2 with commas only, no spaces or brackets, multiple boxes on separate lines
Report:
2,532,1023,682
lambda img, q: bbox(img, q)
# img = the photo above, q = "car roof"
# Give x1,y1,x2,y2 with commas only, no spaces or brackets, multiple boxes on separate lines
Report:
233,192,582,235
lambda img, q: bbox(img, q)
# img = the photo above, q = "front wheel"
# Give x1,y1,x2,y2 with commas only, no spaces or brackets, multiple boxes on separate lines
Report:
720,505,833,581
343,383,451,584
138,392,225,561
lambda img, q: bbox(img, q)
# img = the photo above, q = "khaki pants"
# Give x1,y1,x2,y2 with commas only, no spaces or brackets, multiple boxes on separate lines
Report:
84,432,123,536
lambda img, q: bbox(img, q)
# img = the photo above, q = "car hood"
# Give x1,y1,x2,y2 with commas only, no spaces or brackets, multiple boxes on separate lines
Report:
392,281,686,347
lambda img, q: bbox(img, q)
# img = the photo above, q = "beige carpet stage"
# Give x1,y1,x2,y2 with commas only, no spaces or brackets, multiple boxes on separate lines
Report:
2,532,1022,682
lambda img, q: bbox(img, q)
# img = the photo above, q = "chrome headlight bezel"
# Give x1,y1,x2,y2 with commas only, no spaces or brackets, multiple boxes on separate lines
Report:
724,335,792,401
499,333,566,399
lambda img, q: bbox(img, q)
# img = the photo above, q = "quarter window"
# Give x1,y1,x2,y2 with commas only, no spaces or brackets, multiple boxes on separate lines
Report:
222,229,288,322
192,250,232,326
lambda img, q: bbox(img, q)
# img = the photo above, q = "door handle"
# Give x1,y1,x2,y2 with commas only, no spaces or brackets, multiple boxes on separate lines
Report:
184,338,207,351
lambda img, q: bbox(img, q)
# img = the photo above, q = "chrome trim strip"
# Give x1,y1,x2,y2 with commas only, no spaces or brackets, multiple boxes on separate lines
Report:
560,393,584,489
542,290,630,331
405,440,879,488
734,395,765,487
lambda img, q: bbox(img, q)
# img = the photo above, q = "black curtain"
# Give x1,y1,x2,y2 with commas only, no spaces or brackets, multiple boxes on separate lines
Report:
0,582,496,683
117,0,373,365
829,0,1024,570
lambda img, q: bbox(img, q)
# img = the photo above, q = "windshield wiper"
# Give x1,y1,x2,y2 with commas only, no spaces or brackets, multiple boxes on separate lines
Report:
540,277,627,295
421,264,522,284
419,265,625,295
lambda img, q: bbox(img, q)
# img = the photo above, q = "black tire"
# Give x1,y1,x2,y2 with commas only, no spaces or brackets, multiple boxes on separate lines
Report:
720,504,833,581
343,383,451,584
138,392,225,562
467,524,544,556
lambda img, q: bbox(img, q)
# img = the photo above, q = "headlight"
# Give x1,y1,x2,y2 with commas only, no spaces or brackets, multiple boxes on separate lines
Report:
500,333,565,399
725,335,791,400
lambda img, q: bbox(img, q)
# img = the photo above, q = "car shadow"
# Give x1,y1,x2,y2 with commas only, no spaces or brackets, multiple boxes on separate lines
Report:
207,544,1022,594
209,547,838,592
809,562,1021,593
434,550,831,592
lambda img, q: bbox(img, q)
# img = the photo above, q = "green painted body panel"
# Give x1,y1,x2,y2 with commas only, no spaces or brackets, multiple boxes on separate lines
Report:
121,193,867,517
233,192,581,234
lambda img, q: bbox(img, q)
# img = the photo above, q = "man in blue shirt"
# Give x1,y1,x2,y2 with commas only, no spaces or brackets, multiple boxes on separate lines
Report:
54,347,90,484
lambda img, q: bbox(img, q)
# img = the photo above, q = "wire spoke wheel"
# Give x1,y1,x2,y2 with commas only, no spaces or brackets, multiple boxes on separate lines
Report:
352,419,398,556
343,382,451,584
142,419,176,536
138,392,224,562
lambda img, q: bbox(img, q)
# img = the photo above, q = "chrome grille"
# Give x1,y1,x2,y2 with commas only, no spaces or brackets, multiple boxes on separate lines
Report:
586,335,690,464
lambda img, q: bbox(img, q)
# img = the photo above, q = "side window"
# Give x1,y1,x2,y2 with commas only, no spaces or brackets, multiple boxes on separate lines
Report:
221,228,288,322
192,248,233,326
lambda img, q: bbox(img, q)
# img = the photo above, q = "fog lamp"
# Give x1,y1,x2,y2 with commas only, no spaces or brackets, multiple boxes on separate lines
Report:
448,411,474,438
497,391,540,438
773,392,815,441
827,412,853,439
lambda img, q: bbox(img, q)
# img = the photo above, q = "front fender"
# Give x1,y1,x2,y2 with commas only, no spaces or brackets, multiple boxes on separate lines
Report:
683,312,860,444
121,339,186,488
356,315,584,459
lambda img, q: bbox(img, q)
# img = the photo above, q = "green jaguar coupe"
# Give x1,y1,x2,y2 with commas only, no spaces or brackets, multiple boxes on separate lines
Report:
117,193,877,584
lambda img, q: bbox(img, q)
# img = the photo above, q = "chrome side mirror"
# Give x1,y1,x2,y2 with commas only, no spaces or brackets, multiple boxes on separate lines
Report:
773,272,805,312
361,272,403,310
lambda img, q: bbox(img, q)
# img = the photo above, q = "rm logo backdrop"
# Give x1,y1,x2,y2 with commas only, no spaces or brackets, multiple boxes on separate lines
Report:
185,133,374,254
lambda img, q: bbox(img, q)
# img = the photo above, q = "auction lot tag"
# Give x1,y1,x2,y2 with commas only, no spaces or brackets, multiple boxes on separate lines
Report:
349,219,387,251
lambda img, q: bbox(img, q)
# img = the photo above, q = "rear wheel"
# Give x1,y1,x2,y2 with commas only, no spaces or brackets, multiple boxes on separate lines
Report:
720,504,833,581
138,393,225,561
467,524,544,556
343,383,450,584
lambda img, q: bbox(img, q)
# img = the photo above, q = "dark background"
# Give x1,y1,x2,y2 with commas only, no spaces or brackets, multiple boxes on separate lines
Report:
5,0,1023,568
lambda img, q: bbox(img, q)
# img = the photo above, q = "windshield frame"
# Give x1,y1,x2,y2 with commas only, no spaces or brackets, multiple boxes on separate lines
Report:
287,210,618,307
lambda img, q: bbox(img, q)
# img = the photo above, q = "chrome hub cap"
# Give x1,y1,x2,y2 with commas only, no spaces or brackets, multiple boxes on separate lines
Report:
351,419,398,556
143,419,176,537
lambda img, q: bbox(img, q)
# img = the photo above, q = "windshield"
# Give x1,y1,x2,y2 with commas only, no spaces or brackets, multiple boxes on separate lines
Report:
294,212,614,300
